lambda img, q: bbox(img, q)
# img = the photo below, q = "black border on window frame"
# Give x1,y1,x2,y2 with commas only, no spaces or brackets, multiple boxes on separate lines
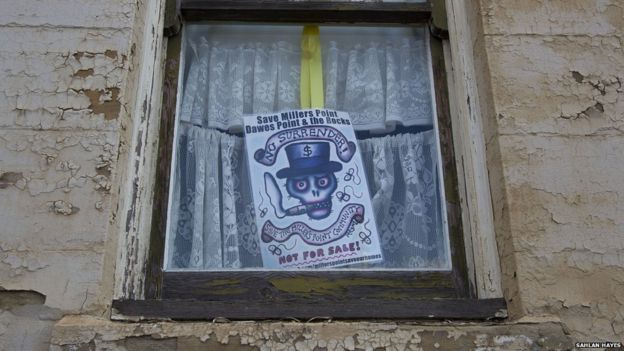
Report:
112,0,507,321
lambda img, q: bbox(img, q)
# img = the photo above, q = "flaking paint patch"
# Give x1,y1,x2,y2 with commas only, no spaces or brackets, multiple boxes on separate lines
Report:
73,68,95,79
485,34,624,137
47,200,80,216
83,88,122,120
2,253,48,272
49,317,574,350
0,131,117,193
0,171,24,189
1,48,127,130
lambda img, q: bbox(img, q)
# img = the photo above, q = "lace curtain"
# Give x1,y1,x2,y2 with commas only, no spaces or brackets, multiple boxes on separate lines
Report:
165,25,449,270
180,25,433,133
167,124,449,270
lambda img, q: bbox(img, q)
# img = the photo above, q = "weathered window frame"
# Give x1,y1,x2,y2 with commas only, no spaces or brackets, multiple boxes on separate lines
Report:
112,0,506,321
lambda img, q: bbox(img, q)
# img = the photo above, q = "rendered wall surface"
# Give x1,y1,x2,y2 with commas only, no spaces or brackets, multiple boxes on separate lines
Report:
480,0,624,341
0,0,621,350
0,1,136,350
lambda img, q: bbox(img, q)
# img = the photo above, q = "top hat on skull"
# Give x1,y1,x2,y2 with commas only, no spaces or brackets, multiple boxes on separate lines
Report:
277,142,342,219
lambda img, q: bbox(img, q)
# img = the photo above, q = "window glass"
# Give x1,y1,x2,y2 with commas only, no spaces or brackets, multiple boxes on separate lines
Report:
165,24,451,271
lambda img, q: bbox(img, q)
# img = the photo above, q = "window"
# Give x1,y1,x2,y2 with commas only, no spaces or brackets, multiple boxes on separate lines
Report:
113,0,506,320
167,23,450,271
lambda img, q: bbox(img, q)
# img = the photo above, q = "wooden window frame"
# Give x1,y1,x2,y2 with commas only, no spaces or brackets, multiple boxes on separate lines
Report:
112,0,506,321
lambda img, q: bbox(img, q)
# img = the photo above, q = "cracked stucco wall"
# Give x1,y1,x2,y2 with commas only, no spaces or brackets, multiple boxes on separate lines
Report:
48,316,574,351
0,0,622,350
480,0,624,342
0,0,137,350
0,0,134,301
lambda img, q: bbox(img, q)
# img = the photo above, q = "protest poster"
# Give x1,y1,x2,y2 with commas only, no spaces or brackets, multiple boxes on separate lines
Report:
243,109,383,269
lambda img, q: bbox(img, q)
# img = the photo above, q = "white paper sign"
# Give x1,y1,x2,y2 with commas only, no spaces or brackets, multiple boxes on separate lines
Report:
244,109,382,269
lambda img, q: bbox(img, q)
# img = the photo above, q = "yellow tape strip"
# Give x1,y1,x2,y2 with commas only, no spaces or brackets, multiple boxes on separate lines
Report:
300,25,324,109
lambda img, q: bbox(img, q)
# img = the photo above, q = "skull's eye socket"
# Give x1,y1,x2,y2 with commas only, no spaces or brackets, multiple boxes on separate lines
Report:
316,175,330,188
293,179,308,192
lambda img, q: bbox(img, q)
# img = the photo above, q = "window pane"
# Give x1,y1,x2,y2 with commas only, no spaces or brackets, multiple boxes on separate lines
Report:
177,24,433,132
165,24,451,271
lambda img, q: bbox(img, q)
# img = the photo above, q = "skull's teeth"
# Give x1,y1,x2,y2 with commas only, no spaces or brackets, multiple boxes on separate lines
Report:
307,201,330,210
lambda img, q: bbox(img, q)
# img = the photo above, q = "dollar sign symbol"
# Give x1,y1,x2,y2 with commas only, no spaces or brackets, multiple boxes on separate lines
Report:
303,145,312,157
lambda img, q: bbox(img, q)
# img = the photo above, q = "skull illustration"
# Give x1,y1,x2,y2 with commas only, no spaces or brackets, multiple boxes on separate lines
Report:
276,142,342,220
286,173,337,219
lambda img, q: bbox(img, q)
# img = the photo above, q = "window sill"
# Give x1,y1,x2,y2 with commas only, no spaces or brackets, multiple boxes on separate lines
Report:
112,298,507,321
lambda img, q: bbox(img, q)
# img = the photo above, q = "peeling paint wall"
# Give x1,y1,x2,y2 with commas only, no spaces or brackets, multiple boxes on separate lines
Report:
0,2,136,348
48,316,574,351
0,0,622,350
480,0,624,341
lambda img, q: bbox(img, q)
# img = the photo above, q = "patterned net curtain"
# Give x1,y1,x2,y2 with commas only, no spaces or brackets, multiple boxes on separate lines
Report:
166,25,450,270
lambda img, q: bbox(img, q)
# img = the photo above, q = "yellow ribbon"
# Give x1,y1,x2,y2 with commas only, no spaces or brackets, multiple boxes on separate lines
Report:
300,25,324,109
